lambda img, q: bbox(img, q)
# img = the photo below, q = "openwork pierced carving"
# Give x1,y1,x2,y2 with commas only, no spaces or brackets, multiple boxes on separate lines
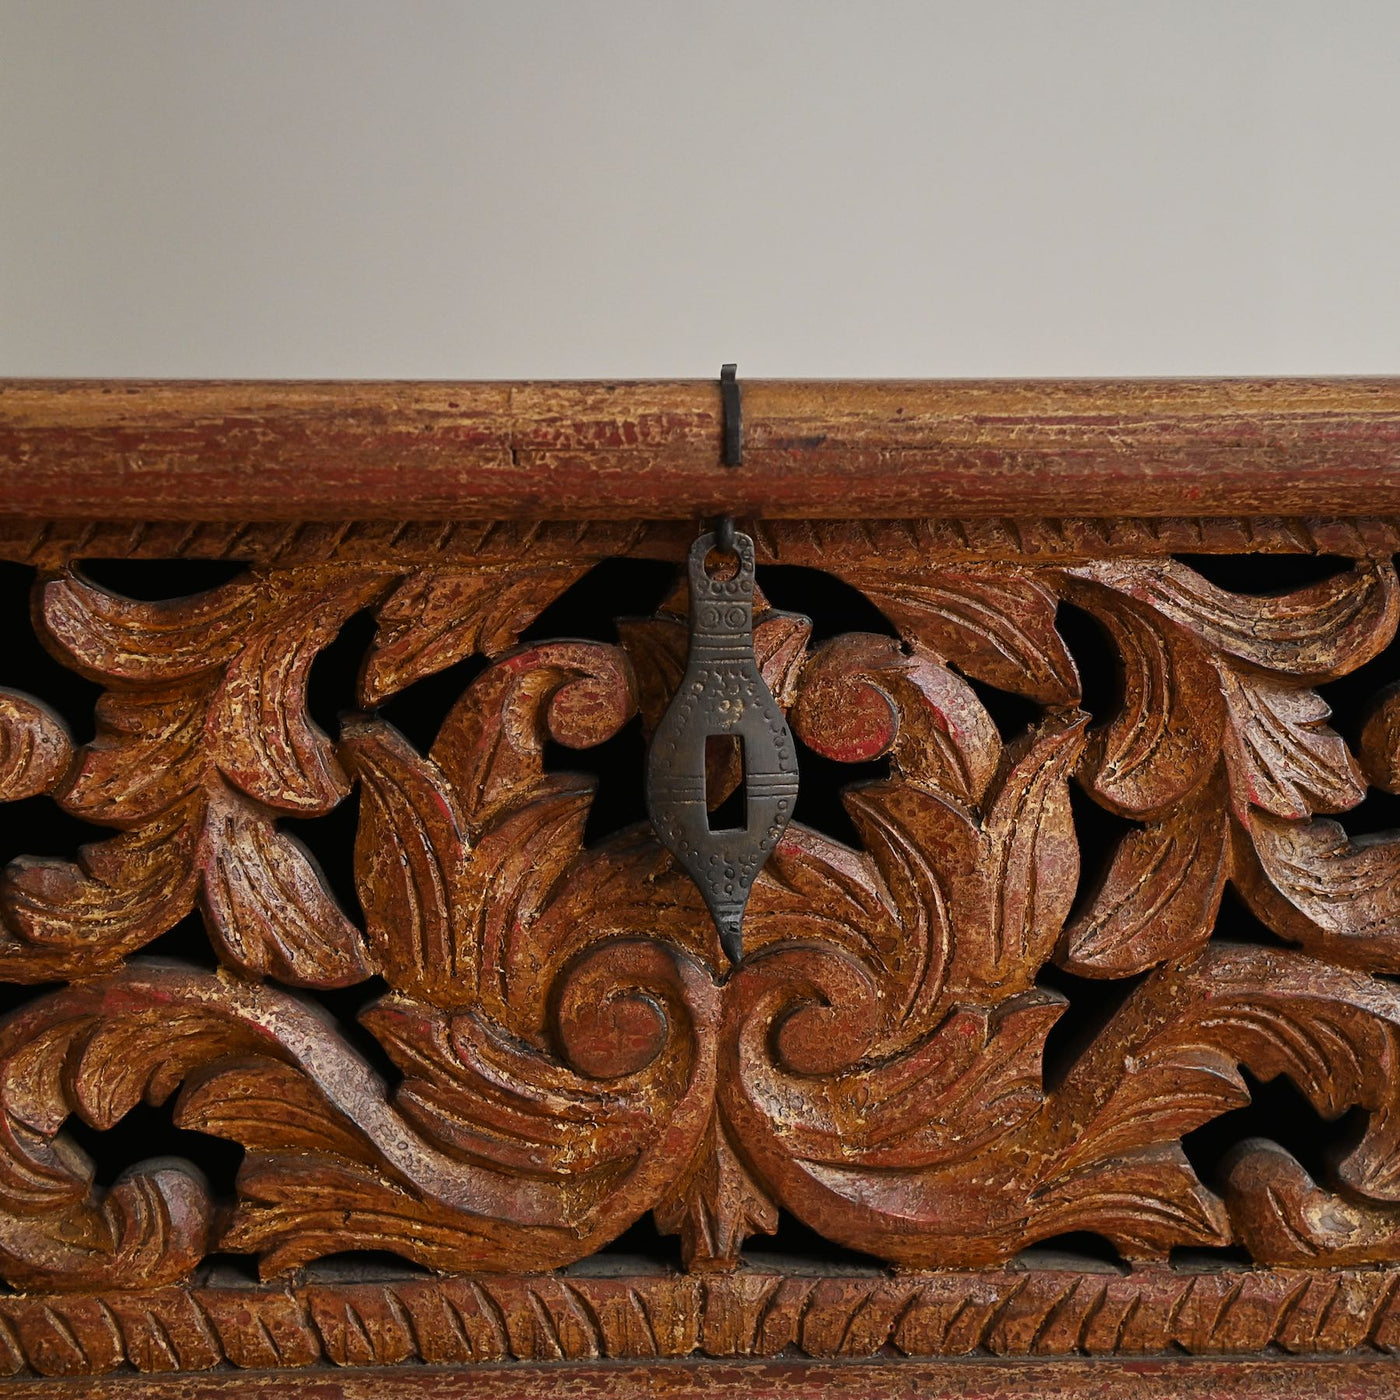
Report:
2,526,1400,1317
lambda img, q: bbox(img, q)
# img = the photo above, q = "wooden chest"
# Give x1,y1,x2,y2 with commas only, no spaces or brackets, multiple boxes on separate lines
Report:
1,377,1399,1397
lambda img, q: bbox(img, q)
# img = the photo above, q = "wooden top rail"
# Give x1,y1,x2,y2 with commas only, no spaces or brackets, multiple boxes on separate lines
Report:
2,377,1399,520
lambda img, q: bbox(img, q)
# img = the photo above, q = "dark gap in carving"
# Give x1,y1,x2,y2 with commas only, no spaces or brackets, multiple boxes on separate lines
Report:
376,653,489,755
521,558,680,645
193,1252,263,1286
1016,1233,1125,1272
1035,963,1149,1095
1169,1243,1255,1268
1336,786,1400,838
1181,1067,1358,1191
78,558,247,600
588,1213,679,1271
706,735,746,830
959,674,1041,742
142,909,222,972
299,1251,434,1282
281,790,365,932
0,795,110,866
1172,552,1353,594
544,715,650,848
0,563,103,743
0,977,62,1020
306,607,379,743
755,565,898,645
1064,784,1138,926
1213,887,1295,951
307,976,402,1095
788,737,889,851
1319,627,1400,758
744,1211,886,1272
1054,599,1119,726
1324,581,1400,837
64,1099,244,1195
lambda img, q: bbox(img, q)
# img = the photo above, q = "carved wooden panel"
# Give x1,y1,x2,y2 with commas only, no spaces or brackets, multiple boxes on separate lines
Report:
3,380,1400,1392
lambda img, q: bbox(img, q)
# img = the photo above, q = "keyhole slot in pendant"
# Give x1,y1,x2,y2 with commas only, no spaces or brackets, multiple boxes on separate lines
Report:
705,734,747,831
703,547,741,582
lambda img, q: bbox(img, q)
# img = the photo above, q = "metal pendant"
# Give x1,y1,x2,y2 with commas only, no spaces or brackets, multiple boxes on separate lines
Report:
645,527,800,964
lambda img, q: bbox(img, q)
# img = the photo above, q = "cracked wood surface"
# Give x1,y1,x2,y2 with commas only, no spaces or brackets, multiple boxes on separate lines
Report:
4,378,1400,519
3,1358,1398,1400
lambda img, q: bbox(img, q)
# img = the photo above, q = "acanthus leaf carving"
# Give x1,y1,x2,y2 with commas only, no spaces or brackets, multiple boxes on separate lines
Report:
0,1158,212,1294
341,718,474,1004
175,1058,375,1161
1360,678,1400,793
0,567,391,985
210,570,390,813
1060,556,1400,682
1224,1138,1400,1265
0,949,717,1285
937,712,1087,1004
0,799,200,982
39,570,253,685
841,563,1081,704
1216,665,1366,819
730,961,1066,1175
1049,943,1400,1262
226,937,719,1278
0,690,73,802
1022,1145,1232,1259
0,963,257,1290
804,711,1084,1042
343,639,638,1018
41,566,390,818
429,640,637,835
1059,556,1396,822
1060,579,1226,816
1233,810,1400,974
63,681,213,826
197,785,374,987
1057,784,1230,978
359,560,598,704
0,534,1398,1298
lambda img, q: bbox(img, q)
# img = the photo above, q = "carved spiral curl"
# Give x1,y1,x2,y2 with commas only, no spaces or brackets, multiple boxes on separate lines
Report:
553,937,711,1081
726,941,884,1080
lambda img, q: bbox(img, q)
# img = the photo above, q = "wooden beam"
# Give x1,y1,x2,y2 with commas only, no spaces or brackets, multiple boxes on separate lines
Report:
2,378,1399,519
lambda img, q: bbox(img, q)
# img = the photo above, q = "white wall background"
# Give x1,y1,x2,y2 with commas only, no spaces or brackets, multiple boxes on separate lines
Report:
2,1,1398,379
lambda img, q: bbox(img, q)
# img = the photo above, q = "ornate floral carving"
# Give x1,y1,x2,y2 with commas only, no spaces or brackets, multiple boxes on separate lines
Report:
0,537,1399,1306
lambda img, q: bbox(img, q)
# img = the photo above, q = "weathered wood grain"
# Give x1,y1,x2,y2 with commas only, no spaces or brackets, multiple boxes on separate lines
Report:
3,1357,1397,1400
3,517,1400,579
3,379,1400,519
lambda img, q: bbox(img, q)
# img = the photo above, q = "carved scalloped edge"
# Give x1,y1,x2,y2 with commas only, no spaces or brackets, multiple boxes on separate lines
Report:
1,515,1398,569
3,1266,1400,1376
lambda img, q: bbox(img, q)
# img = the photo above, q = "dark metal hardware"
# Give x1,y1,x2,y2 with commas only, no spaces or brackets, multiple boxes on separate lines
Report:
645,527,799,964
719,363,742,466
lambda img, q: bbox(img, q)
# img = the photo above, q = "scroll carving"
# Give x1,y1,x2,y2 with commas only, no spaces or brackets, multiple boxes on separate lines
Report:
0,533,1399,1321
